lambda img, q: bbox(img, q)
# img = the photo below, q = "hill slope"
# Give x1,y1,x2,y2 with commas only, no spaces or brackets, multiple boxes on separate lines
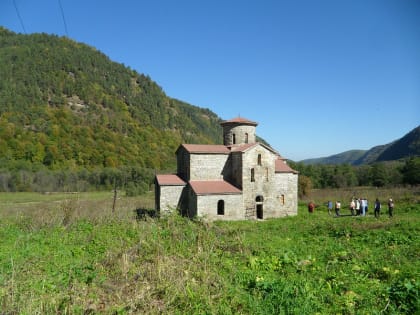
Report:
300,126,419,165
376,126,420,162
0,27,222,171
300,150,367,165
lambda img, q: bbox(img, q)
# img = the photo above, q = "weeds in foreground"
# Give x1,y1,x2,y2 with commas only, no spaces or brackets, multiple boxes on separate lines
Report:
0,190,419,314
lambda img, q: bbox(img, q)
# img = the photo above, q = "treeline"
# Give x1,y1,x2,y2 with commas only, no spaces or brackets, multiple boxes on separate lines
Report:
0,162,156,195
290,157,420,192
0,106,182,171
2,157,418,195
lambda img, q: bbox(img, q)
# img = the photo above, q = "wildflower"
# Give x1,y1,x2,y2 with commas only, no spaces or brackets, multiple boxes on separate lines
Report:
256,276,264,282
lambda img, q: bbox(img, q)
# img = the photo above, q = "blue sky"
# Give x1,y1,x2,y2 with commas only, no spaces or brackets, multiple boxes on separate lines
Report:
1,0,419,161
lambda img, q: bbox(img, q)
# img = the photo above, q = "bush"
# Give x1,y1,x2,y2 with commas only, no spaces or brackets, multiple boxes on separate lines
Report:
388,278,420,314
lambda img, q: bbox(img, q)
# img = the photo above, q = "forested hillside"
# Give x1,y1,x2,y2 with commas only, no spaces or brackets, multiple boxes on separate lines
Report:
376,126,420,162
300,150,367,166
0,27,223,192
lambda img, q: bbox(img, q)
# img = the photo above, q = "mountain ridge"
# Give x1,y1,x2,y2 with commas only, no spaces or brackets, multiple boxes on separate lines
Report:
300,126,420,165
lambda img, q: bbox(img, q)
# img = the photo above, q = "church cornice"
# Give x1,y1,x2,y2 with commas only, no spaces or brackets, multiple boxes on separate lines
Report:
176,144,230,154
220,116,258,126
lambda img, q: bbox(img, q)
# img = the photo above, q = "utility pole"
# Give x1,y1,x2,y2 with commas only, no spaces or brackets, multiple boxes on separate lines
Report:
112,178,117,213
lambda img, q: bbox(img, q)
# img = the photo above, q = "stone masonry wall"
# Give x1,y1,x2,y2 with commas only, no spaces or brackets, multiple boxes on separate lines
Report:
177,148,190,181
196,193,244,221
274,173,298,216
223,125,256,145
241,145,279,218
185,187,197,218
230,152,243,188
237,144,298,219
189,154,229,180
159,185,185,213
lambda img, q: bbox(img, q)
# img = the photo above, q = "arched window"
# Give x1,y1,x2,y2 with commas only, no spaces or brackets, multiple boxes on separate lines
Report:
245,133,249,143
217,200,225,215
251,168,255,182
257,154,262,165
232,134,236,144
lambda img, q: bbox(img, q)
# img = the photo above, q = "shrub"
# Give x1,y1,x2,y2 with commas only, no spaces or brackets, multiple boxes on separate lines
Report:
387,278,420,314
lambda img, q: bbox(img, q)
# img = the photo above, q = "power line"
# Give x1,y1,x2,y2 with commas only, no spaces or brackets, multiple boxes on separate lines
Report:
58,0,69,37
13,0,26,33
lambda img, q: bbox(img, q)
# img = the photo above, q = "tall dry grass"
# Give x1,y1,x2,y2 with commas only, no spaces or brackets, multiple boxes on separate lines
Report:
0,191,155,229
302,186,420,206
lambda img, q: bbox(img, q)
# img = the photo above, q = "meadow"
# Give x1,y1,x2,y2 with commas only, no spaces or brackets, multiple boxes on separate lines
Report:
0,188,419,314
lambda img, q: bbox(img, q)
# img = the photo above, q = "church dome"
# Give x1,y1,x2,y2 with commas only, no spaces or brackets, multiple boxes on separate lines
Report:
220,116,258,146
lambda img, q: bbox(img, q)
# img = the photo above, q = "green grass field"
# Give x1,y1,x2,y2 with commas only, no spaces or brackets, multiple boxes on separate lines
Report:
0,189,419,314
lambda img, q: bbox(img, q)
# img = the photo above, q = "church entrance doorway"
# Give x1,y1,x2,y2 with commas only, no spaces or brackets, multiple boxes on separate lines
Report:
256,195,264,219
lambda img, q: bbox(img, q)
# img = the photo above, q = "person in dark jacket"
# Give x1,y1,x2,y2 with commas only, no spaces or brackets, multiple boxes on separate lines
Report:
374,198,381,218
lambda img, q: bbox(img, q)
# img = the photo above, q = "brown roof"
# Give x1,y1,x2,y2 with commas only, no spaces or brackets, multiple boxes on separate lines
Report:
179,144,230,154
156,174,186,186
275,159,298,174
220,117,258,126
189,180,242,195
229,142,281,156
229,143,259,152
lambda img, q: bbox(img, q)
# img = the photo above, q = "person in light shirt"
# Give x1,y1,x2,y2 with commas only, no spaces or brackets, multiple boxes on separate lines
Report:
388,198,394,217
335,201,341,217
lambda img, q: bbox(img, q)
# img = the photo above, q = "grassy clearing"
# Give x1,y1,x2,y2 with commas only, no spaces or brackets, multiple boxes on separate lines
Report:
0,189,419,314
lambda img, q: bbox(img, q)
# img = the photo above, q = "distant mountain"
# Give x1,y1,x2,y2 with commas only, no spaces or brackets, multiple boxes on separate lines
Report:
300,150,367,165
353,144,393,165
300,126,420,165
376,126,420,162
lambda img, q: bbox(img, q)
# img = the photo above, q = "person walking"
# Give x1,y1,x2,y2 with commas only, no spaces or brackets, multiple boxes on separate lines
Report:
360,198,366,216
355,198,361,216
335,201,341,217
388,198,394,217
374,198,381,218
350,199,356,216
327,200,333,216
308,201,315,213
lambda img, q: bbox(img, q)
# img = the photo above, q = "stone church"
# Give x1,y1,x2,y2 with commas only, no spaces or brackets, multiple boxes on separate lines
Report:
155,117,298,220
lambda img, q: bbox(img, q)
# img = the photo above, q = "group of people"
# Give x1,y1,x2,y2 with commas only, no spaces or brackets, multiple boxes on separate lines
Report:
348,197,369,216
322,198,394,218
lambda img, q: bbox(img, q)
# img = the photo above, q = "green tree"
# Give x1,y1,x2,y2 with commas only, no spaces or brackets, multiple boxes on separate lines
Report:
401,157,420,185
298,175,312,198
370,163,389,187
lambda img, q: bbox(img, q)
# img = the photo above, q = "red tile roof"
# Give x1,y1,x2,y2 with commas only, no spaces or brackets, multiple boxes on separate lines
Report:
229,143,259,152
275,159,298,174
229,143,281,156
156,174,186,186
179,144,230,154
220,117,258,126
189,180,242,195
